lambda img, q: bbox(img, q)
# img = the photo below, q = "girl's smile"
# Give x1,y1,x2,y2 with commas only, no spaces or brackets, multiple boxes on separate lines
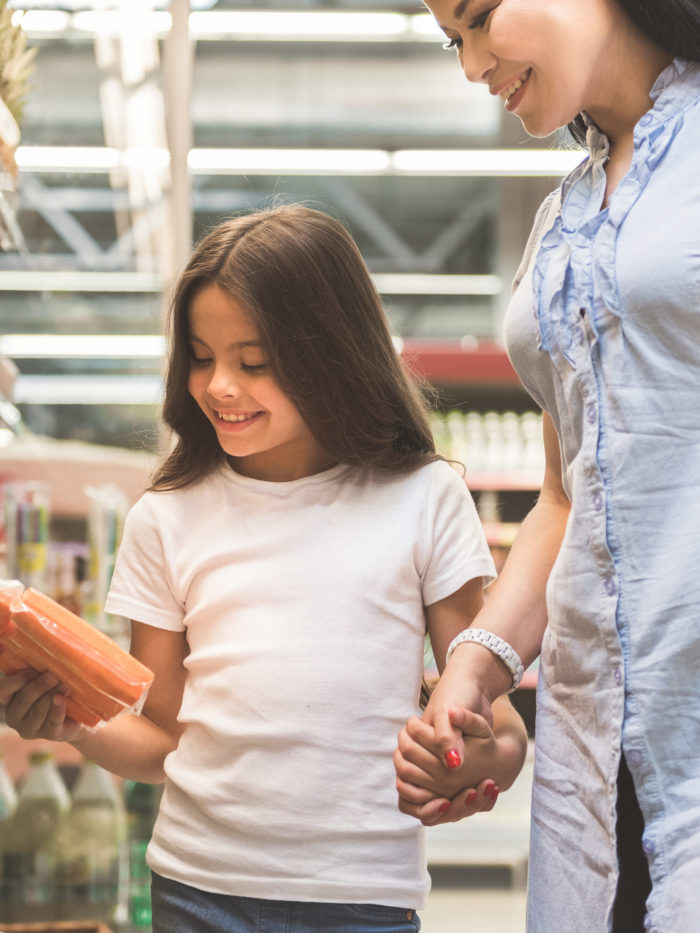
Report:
214,408,264,428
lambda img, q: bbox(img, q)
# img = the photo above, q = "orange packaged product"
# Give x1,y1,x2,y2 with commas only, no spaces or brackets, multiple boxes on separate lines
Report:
0,579,154,730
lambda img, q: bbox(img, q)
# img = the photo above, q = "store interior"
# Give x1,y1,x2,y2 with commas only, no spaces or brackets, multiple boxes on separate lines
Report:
0,1,582,930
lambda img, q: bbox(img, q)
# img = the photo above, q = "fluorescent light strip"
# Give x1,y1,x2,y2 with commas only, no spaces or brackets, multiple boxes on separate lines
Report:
16,147,583,176
0,271,161,292
0,334,165,359
391,149,585,175
13,8,440,41
14,375,163,406
374,274,501,296
189,148,391,175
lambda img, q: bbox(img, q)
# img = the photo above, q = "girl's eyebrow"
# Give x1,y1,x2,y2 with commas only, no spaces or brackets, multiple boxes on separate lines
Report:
188,334,262,350
452,0,470,19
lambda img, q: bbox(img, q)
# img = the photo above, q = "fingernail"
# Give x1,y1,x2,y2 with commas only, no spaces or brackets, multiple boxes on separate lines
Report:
483,780,496,797
491,789,500,804
438,802,450,814
465,790,478,804
445,749,461,769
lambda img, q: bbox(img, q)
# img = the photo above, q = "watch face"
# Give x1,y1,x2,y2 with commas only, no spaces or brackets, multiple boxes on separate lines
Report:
0,98,20,149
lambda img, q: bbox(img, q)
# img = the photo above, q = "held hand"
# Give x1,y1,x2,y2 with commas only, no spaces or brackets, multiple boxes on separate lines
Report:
394,708,500,825
396,770,499,827
0,669,84,743
419,657,495,770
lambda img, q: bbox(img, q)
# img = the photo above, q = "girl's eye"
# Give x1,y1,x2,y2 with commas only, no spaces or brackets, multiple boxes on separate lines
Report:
241,362,267,373
443,36,462,51
190,355,212,367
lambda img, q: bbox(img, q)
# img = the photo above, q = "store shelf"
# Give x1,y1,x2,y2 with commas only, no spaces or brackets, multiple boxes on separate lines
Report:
466,471,543,492
0,434,156,518
401,340,521,386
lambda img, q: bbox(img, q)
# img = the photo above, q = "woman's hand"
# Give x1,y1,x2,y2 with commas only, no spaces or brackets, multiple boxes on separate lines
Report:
394,707,500,825
0,668,84,743
418,650,498,770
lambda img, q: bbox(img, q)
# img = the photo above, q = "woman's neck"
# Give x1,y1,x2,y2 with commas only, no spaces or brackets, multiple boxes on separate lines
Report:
587,21,672,152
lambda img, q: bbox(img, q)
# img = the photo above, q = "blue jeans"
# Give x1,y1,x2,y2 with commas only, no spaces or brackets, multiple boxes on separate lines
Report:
151,872,421,933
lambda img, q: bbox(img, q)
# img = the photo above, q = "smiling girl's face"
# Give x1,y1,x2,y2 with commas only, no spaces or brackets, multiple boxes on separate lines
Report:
423,0,633,138
187,283,331,483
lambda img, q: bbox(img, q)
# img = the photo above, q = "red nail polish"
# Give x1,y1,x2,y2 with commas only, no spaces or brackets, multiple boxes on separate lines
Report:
483,780,495,797
438,801,450,814
445,749,461,769
465,790,478,804
491,789,500,804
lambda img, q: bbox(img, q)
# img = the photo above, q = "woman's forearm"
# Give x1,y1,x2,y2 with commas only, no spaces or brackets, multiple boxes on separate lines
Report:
449,489,570,702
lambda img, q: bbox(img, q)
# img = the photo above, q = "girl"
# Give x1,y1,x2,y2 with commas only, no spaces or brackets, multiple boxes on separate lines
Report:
0,204,527,933
394,2,700,931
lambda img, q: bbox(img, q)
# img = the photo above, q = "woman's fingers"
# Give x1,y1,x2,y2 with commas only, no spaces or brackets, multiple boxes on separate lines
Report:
448,706,494,740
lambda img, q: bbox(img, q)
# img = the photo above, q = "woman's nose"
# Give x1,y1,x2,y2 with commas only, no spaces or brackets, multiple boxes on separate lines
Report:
461,38,496,85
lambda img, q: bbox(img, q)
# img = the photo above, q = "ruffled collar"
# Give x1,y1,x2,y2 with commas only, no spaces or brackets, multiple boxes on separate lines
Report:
582,58,700,158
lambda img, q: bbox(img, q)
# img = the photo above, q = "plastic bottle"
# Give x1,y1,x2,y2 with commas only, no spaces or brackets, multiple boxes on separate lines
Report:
54,758,128,923
123,780,161,930
0,750,18,914
2,749,70,922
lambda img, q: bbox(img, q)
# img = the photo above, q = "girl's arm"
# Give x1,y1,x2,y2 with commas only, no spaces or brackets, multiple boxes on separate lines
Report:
0,620,187,784
422,413,569,767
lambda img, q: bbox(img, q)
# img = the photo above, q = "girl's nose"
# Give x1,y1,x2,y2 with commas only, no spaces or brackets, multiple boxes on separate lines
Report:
207,365,240,399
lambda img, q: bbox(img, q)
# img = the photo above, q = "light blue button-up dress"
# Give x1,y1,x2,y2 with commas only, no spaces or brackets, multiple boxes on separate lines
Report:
504,59,700,932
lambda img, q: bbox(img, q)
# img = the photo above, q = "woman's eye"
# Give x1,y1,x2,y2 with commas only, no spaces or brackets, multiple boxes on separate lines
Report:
443,36,462,51
468,7,493,29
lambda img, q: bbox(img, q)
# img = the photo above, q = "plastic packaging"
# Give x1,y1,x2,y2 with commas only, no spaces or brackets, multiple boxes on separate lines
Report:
0,578,154,730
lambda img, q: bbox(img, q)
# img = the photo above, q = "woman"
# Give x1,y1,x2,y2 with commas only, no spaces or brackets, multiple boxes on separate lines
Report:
393,2,700,930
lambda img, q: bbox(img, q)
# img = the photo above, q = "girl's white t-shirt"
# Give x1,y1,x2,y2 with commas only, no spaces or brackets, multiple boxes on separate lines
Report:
105,459,495,908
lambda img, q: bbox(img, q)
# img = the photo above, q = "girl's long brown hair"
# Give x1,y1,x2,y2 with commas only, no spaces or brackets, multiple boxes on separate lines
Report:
152,203,438,490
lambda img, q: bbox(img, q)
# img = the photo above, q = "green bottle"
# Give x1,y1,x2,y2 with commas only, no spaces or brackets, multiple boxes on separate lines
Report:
123,780,161,930
0,750,18,913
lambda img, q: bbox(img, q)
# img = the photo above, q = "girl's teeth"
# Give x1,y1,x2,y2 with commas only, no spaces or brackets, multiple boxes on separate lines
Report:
219,412,255,422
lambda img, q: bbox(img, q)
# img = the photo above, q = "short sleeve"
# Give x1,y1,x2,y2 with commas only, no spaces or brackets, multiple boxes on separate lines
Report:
420,461,497,607
104,494,186,631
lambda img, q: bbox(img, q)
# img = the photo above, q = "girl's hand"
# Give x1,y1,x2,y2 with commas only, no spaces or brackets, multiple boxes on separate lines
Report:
397,775,499,826
0,669,84,743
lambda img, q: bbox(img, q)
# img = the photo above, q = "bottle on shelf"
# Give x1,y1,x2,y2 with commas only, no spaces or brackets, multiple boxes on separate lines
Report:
0,749,18,913
54,758,128,924
0,748,70,922
123,779,161,930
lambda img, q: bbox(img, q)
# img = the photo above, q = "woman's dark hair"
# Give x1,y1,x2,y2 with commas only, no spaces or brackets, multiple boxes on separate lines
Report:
151,203,438,490
568,0,700,145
